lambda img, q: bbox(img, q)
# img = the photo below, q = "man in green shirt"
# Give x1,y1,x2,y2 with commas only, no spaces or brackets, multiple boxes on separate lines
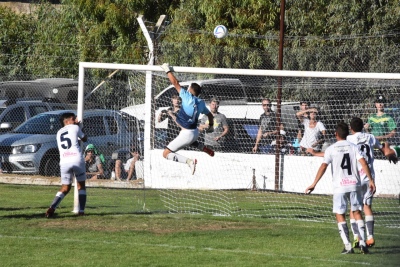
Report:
365,95,396,142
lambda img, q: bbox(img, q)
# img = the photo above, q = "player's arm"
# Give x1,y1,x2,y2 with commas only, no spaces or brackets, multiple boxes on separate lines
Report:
253,127,263,153
205,112,214,131
217,124,229,140
358,157,376,194
306,148,325,157
313,129,326,147
376,129,396,140
161,63,181,93
382,142,398,164
75,118,88,142
80,134,88,142
305,163,328,194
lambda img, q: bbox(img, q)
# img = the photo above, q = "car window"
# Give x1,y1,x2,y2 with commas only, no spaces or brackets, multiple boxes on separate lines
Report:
105,116,118,135
2,107,26,123
29,105,50,117
49,103,68,111
13,113,60,134
84,116,106,136
120,111,142,133
201,83,246,102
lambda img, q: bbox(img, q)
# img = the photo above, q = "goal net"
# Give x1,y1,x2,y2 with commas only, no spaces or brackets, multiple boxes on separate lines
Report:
78,62,400,227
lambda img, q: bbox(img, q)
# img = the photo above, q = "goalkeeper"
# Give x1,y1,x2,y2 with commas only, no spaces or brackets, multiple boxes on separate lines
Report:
160,63,215,175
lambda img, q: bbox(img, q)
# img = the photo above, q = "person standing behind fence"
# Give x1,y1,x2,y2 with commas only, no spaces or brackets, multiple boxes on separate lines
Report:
158,94,182,144
199,97,229,151
160,63,214,175
364,95,396,143
296,107,326,153
252,98,280,154
45,112,88,218
305,122,375,254
296,100,310,141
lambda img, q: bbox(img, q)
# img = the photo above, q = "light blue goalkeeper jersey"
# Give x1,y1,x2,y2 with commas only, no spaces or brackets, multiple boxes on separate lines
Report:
176,89,209,129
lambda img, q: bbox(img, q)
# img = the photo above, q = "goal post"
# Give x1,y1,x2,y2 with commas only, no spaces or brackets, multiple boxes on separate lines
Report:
77,62,400,227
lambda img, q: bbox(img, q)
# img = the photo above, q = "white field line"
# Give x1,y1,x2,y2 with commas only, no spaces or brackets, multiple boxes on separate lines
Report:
0,234,373,265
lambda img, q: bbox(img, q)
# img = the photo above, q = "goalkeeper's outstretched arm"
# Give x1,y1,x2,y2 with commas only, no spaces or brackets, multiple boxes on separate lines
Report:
161,63,181,93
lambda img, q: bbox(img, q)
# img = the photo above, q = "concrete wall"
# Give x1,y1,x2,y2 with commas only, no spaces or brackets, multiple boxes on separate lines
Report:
143,149,399,197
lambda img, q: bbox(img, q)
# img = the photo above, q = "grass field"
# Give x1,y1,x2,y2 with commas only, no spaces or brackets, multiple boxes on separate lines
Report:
0,183,399,266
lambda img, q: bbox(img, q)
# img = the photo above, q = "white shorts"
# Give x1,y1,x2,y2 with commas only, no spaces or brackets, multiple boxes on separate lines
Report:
60,160,86,185
166,128,199,152
360,182,374,206
332,191,362,214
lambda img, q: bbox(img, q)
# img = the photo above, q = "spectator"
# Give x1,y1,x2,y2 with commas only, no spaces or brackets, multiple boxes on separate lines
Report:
364,95,396,143
112,145,141,181
296,107,326,153
199,97,229,151
252,98,281,154
158,94,182,144
84,144,105,180
297,101,310,141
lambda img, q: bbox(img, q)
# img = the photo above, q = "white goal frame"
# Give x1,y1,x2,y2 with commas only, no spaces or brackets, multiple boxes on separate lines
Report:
74,62,400,213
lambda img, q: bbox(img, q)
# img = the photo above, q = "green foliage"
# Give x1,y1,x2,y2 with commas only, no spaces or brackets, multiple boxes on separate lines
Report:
0,6,35,80
0,0,399,82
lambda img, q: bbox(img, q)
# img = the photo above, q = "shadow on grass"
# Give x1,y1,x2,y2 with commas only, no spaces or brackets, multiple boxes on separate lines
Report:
368,246,400,255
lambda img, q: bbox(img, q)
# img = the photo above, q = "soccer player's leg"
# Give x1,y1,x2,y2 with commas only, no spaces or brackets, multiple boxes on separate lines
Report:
46,166,73,218
363,187,375,247
74,161,87,216
350,190,369,254
164,129,199,174
333,193,354,254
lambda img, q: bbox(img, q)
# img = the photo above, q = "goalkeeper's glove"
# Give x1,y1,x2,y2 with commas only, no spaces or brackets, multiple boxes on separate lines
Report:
161,63,171,73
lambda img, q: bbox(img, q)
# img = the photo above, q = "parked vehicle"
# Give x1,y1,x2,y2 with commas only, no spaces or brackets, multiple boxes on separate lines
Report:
121,78,247,127
0,78,87,105
0,99,70,133
0,109,141,176
122,78,303,152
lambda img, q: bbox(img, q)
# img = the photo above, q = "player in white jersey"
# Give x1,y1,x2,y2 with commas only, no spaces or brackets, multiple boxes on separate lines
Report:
45,112,88,218
305,122,376,254
347,117,385,248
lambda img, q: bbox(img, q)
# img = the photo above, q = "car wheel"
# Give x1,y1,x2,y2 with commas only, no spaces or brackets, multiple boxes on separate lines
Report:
43,157,60,177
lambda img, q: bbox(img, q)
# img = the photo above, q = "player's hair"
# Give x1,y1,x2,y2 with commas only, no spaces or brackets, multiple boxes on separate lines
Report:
59,112,76,127
190,83,202,96
335,122,349,139
350,117,364,132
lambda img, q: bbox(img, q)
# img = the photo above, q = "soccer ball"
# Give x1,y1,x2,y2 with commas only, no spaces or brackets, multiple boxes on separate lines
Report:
213,25,228,39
